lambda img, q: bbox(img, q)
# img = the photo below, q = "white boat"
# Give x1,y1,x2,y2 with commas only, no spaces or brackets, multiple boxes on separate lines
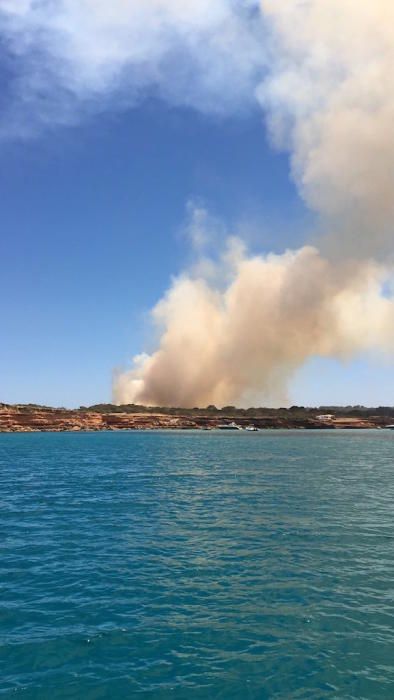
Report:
217,421,242,430
385,425,394,430
245,425,259,431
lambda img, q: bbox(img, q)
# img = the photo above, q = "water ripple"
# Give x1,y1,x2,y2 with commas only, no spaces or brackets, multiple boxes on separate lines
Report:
0,430,394,698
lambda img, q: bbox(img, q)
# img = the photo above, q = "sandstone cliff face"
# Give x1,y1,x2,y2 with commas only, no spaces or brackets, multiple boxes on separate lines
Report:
0,406,99,432
0,406,200,432
0,404,383,432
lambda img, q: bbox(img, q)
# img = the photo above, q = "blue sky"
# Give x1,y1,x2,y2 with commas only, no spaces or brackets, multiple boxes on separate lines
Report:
1,99,393,408
0,102,299,406
0,2,393,408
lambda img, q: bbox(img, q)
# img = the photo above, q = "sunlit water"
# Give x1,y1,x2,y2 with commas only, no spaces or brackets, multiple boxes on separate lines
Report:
1,430,394,699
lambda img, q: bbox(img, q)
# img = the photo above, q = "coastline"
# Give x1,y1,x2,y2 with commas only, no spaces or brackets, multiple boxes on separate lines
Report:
0,404,391,433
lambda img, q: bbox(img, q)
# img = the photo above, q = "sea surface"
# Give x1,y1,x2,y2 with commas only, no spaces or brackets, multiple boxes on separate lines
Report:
1,430,394,699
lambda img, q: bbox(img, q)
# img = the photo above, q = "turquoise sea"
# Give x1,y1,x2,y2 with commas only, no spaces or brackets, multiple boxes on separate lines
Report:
1,430,394,699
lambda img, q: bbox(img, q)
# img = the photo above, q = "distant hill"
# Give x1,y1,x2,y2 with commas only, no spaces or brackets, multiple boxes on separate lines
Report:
80,403,394,419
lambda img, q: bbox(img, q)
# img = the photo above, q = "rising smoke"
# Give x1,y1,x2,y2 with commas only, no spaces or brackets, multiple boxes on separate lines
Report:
113,229,394,407
1,1,393,406
114,0,394,407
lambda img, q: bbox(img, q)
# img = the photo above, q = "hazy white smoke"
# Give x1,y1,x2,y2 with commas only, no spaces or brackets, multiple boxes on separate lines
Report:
2,2,393,405
259,0,394,257
113,233,394,407
0,0,264,137
113,1,394,407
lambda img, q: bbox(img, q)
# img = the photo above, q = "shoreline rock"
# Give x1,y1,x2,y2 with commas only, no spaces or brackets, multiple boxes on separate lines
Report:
0,404,388,433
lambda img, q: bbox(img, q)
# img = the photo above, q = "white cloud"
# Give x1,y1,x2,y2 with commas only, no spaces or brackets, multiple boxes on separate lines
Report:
0,0,266,136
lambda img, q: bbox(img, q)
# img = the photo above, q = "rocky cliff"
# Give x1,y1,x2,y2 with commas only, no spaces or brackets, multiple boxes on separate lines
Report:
0,404,386,432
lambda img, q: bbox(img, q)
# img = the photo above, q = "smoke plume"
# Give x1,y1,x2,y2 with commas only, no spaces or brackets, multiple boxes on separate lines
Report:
113,0,394,407
113,232,394,407
259,0,394,258
1,2,393,406
0,1,264,137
